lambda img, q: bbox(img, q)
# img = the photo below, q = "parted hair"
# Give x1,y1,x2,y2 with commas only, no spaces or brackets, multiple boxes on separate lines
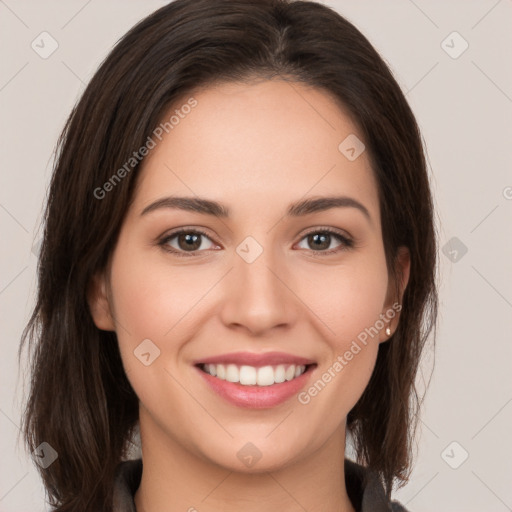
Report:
19,0,437,510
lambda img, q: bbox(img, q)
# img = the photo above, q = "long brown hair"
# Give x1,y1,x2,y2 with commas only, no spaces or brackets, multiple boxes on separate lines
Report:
19,0,437,510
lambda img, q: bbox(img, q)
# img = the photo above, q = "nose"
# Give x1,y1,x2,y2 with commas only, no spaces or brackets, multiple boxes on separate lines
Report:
218,245,297,336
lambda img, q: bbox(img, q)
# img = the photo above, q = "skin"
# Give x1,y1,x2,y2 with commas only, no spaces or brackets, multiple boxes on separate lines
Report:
89,79,410,512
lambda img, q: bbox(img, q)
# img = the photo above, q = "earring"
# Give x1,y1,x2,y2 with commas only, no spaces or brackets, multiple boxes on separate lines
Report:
385,326,392,337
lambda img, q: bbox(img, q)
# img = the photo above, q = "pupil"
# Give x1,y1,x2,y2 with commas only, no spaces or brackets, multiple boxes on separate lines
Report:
179,233,201,250
310,233,329,250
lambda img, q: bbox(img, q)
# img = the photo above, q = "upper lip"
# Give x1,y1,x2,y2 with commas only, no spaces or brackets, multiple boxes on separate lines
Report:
195,351,316,367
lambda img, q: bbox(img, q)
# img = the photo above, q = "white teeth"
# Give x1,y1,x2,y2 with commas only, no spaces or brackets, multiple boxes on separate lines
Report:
274,365,286,383
225,364,239,383
216,364,226,380
239,365,257,385
204,364,217,376
285,365,296,381
257,366,274,386
203,363,307,386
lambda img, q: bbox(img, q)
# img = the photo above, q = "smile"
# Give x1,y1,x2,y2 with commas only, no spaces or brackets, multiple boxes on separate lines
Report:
199,363,308,386
194,352,317,409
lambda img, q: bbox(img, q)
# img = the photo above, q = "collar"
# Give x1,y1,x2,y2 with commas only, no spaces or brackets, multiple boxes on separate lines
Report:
113,458,409,512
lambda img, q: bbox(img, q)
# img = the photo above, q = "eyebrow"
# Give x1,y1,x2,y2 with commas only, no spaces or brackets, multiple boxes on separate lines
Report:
140,195,371,221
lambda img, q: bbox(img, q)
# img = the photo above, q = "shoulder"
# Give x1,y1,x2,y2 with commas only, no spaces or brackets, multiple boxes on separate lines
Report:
344,458,411,512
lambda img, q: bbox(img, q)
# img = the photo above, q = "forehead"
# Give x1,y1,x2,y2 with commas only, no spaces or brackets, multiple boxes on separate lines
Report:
133,79,380,221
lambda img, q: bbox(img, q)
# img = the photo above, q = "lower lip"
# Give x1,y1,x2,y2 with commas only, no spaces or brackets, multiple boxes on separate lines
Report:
196,366,315,409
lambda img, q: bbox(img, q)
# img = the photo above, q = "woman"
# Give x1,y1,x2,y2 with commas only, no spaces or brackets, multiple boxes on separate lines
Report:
19,0,437,511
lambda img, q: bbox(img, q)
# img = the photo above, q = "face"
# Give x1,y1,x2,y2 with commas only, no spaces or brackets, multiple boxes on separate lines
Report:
89,79,409,472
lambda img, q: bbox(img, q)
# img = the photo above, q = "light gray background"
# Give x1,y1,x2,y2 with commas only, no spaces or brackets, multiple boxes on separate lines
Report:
1,1,511,510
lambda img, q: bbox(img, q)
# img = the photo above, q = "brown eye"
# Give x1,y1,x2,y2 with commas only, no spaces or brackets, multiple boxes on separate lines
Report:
307,233,331,250
176,232,203,251
296,229,353,254
160,229,216,255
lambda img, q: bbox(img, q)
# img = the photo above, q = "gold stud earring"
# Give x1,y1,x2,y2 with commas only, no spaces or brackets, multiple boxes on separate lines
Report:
385,326,392,337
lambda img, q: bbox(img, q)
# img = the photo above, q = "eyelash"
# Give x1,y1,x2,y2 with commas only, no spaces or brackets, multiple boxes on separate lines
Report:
157,227,354,258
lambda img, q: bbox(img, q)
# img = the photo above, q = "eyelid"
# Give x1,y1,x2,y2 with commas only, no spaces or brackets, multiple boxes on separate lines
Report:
299,225,353,241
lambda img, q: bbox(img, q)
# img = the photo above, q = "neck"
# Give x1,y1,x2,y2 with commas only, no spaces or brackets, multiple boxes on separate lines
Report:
134,409,355,512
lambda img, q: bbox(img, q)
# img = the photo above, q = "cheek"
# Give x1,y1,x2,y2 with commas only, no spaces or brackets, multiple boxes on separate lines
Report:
107,244,215,418
109,245,212,343
107,243,183,368
296,251,389,343
292,252,388,423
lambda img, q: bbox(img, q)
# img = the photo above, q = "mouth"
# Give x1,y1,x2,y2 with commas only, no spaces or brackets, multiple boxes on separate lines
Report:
193,352,317,409
197,362,314,386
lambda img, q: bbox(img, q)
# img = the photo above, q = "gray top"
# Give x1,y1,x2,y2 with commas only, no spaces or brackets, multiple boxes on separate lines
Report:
112,458,410,511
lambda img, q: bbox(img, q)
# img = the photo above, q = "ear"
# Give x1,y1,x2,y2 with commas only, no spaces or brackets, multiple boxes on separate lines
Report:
87,271,116,331
380,246,410,343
